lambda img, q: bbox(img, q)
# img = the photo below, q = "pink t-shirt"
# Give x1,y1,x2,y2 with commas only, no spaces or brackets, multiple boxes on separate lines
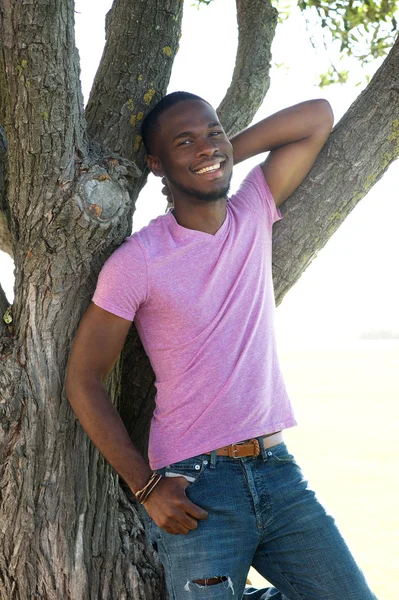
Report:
93,165,296,469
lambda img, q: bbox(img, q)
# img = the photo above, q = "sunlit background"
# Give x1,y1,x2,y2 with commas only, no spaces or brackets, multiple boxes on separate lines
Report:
1,1,398,597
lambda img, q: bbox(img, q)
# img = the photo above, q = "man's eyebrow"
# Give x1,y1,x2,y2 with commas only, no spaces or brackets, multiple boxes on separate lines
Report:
172,122,222,143
173,131,193,142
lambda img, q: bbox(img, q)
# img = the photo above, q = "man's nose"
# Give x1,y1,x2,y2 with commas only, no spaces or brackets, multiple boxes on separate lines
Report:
196,136,219,157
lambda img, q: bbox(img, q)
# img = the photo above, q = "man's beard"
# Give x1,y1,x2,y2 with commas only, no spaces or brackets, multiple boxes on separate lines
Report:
169,173,232,202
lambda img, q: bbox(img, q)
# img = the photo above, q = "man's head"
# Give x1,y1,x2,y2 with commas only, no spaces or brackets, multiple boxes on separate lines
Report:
141,92,233,203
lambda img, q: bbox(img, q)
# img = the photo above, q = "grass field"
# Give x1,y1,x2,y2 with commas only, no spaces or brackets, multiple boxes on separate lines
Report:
248,340,399,599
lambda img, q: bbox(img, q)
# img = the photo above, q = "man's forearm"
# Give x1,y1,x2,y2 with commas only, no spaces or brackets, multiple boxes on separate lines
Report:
67,376,209,534
66,378,151,493
231,99,334,165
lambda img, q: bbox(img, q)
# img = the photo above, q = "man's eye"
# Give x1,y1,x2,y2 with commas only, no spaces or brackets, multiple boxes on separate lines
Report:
210,131,222,136
178,140,192,146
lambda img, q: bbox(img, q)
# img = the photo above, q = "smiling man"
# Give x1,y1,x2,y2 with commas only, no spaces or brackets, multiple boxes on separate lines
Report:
66,92,377,599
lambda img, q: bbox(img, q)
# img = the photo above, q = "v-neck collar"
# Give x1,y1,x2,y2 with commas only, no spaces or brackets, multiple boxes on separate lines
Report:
167,204,230,242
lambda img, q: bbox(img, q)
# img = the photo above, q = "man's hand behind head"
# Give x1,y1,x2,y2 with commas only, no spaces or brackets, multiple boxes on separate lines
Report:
161,176,173,208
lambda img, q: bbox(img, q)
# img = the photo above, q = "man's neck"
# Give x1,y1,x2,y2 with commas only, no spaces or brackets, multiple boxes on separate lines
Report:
171,199,227,235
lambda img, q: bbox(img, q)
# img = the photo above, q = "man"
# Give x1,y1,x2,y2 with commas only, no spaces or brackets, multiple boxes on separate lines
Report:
66,92,377,599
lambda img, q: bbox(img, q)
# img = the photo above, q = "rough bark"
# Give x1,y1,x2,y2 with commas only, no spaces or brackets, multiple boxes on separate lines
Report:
272,32,399,304
85,0,184,198
0,0,163,598
117,325,156,458
217,0,278,137
0,125,12,257
0,44,9,255
0,280,9,321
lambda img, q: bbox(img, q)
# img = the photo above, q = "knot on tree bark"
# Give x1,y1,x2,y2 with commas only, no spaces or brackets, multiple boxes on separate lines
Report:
75,153,141,226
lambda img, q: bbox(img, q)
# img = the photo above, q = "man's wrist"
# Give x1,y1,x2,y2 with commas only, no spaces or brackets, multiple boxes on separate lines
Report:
135,472,163,504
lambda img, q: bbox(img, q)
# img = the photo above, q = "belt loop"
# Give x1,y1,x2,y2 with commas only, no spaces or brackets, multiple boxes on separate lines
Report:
258,436,268,462
210,449,218,469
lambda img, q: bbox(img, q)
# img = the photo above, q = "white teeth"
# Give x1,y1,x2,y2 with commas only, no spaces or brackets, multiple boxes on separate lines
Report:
195,162,221,174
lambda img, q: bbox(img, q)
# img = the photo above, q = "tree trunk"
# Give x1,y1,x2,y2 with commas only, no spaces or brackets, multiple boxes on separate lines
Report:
0,125,12,257
0,0,398,597
0,0,167,597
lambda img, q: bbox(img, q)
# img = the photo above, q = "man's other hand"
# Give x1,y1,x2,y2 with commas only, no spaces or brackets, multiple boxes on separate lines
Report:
144,476,208,535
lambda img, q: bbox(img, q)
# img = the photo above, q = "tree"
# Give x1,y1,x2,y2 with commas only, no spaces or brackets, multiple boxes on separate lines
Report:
0,0,398,597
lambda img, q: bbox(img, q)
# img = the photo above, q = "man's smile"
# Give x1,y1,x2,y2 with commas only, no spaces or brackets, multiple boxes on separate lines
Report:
192,159,227,177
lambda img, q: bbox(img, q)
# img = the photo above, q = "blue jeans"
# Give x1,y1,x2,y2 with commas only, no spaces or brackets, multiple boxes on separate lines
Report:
147,442,377,599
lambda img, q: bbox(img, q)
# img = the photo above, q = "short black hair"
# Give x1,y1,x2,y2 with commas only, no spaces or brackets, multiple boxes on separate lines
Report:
141,91,210,154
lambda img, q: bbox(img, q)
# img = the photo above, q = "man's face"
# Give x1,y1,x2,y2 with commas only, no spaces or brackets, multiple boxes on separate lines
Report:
148,100,233,203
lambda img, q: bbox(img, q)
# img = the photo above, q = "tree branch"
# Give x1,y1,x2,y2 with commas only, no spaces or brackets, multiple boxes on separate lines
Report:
0,279,9,319
0,280,13,352
273,33,399,304
86,0,184,179
0,0,86,247
217,0,278,137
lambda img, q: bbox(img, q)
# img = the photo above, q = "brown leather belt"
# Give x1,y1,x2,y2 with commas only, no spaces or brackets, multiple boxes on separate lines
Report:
205,431,283,458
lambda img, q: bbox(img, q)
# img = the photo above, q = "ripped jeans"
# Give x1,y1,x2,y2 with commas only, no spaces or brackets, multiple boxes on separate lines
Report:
147,442,377,600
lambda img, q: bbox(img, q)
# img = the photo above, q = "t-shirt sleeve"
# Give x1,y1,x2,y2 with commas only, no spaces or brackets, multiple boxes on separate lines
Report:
92,236,148,322
230,164,282,225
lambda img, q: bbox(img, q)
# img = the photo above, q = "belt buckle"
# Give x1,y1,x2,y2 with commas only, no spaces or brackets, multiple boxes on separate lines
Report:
228,438,260,458
228,443,241,458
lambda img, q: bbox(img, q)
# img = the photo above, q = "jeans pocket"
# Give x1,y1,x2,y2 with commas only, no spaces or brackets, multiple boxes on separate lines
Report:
268,443,297,464
164,456,208,486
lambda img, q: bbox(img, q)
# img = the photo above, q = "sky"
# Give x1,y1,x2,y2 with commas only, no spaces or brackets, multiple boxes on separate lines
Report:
1,0,398,346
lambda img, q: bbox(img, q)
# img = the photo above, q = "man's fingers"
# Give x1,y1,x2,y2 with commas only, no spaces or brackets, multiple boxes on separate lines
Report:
144,476,208,534
185,499,208,520
172,475,208,520
180,492,208,521
160,513,195,535
177,512,200,531
164,477,208,528
165,512,199,534
161,176,172,200
173,522,191,535
164,523,190,535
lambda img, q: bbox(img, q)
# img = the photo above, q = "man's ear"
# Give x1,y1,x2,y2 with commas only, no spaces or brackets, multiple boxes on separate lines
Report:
147,155,164,178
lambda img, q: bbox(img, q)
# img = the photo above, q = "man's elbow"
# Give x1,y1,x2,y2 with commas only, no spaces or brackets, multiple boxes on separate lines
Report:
65,360,81,405
315,99,334,132
65,360,100,406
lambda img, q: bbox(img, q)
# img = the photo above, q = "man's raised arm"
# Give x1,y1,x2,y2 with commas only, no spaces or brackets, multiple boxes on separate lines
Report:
230,99,334,207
